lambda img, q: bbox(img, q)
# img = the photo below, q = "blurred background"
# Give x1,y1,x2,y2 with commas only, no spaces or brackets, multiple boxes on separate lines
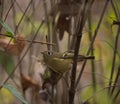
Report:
0,0,120,104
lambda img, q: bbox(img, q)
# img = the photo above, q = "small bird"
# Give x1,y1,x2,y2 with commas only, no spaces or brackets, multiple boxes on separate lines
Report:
42,51,94,75
42,51,72,75
41,51,94,86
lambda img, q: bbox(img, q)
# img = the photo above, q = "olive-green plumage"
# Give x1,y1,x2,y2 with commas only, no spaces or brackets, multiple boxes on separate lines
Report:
42,51,72,74
42,51,94,74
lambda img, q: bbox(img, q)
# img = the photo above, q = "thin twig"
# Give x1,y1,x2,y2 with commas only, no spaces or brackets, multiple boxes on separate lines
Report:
42,0,51,50
88,5,96,90
0,33,55,46
11,0,16,34
85,85,115,103
0,0,4,30
113,81,120,102
69,1,90,104
76,81,115,92
75,0,110,88
15,0,33,33
111,66,120,96
108,24,120,92
25,39,55,45
0,0,4,17
13,0,37,30
108,0,120,92
0,20,44,89
4,0,14,21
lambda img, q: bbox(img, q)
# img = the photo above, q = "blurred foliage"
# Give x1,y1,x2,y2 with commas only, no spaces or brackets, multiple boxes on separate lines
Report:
0,18,15,75
0,0,120,104
0,17,14,37
15,13,53,37
3,83,28,104
0,87,14,104
81,85,112,104
79,1,120,103
0,51,14,75
0,17,27,104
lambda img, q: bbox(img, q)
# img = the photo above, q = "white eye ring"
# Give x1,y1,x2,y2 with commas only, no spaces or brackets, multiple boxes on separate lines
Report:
47,51,53,55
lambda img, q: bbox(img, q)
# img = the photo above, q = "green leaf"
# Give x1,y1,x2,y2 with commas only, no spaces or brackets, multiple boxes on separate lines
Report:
0,51,14,75
0,17,14,37
3,83,28,104
81,86,112,104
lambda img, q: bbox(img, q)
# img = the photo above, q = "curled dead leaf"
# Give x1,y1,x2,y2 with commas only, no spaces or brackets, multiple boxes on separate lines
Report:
0,35,26,55
56,14,71,40
21,73,40,91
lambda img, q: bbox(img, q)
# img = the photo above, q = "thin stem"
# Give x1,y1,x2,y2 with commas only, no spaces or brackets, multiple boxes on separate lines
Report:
0,33,55,45
11,0,17,34
0,0,4,19
113,79,120,102
85,85,114,103
88,6,96,91
13,0,37,30
69,1,89,104
0,0,4,30
75,0,110,88
108,24,120,92
111,66,120,96
15,0,32,33
0,20,44,89
42,0,51,51
108,0,120,92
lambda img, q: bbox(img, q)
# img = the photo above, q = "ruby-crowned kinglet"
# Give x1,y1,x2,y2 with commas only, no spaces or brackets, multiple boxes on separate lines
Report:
42,51,94,74
41,51,94,85
42,51,72,75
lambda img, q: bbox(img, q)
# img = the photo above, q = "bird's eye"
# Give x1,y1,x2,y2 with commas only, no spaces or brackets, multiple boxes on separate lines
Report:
47,51,53,55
